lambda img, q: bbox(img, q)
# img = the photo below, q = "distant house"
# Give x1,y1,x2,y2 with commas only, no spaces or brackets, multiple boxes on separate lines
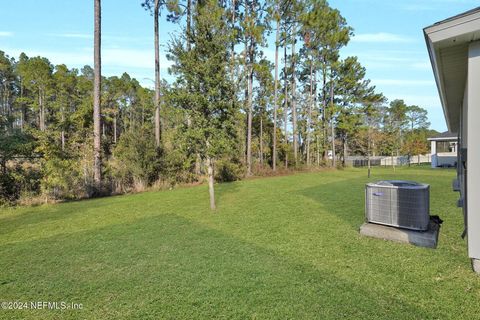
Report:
427,131,458,168
424,7,480,273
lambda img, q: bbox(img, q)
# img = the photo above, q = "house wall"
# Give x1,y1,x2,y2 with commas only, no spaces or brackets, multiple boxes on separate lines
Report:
430,140,457,168
437,153,457,167
431,141,437,167
467,40,480,261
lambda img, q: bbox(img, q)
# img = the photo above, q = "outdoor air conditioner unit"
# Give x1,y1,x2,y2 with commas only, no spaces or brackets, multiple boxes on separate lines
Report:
365,180,430,231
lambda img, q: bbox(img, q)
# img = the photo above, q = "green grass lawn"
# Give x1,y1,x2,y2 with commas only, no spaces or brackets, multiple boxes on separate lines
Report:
1,167,479,319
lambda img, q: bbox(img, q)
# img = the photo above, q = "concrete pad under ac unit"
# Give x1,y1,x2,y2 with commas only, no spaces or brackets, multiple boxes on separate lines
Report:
360,219,441,249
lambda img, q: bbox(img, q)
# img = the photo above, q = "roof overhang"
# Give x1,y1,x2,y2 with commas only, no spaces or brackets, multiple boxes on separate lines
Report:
424,7,480,132
427,137,458,141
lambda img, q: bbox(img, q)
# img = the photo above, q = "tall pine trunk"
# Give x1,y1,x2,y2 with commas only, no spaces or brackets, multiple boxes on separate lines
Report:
93,0,102,185
113,115,117,144
306,60,313,166
246,0,255,176
322,61,327,161
291,24,298,166
154,0,161,147
272,16,279,171
39,90,45,131
246,48,253,176
330,77,336,167
20,81,24,131
230,0,235,78
283,42,288,169
61,108,65,151
187,0,192,51
367,125,372,178
260,115,263,165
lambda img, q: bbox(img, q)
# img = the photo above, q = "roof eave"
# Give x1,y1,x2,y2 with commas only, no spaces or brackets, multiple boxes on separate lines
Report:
423,29,453,131
424,8,480,133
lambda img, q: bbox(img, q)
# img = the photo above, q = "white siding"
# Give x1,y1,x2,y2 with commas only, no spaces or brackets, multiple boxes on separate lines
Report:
467,40,480,259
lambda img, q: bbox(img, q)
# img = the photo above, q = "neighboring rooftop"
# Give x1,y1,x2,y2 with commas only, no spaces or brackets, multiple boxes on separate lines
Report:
427,131,458,141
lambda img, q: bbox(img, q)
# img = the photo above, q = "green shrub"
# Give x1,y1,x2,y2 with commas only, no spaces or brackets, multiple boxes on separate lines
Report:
0,173,20,205
111,129,161,191
215,158,243,183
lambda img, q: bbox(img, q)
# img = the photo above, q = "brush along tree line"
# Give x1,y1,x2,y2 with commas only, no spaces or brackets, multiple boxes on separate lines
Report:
0,0,432,208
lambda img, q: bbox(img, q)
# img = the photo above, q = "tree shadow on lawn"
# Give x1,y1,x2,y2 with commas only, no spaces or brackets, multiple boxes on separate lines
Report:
297,175,368,231
296,170,473,267
0,180,242,238
0,213,438,320
0,195,137,237
296,169,456,231
214,180,241,210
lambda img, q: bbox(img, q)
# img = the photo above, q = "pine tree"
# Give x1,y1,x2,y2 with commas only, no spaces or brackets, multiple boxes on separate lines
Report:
93,0,102,187
169,0,237,210
142,0,181,147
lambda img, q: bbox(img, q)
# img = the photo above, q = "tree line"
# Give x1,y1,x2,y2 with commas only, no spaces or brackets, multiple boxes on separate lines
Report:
0,0,432,208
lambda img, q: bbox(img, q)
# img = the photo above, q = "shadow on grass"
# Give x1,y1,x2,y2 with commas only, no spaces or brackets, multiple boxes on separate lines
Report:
0,197,127,236
297,176,369,230
297,169,453,231
0,213,435,320
214,180,241,210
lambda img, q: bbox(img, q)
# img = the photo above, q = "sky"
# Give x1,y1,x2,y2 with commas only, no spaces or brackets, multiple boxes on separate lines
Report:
1,0,479,132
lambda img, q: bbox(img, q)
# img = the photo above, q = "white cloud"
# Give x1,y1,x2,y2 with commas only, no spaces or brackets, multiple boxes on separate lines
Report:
374,79,435,86
46,33,151,46
0,31,13,37
352,33,415,43
4,46,171,71
411,61,432,70
48,33,92,39
3,46,177,89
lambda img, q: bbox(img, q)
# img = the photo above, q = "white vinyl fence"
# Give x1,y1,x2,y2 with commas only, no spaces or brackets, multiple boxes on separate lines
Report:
345,155,431,167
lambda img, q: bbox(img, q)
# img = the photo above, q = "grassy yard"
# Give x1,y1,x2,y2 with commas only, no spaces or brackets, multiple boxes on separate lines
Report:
0,167,479,319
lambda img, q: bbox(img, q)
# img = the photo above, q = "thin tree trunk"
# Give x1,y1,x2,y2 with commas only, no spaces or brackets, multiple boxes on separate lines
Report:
342,135,347,167
195,154,201,176
368,126,371,178
243,40,248,166
20,107,24,131
306,60,313,166
39,89,45,131
272,16,279,171
113,115,117,144
260,115,263,165
230,0,235,79
291,24,298,166
93,0,102,185
284,42,288,169
61,108,65,151
330,78,336,168
187,0,192,52
20,81,24,131
322,61,327,160
246,0,255,176
206,156,216,211
154,0,161,147
186,0,201,177
246,47,253,176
